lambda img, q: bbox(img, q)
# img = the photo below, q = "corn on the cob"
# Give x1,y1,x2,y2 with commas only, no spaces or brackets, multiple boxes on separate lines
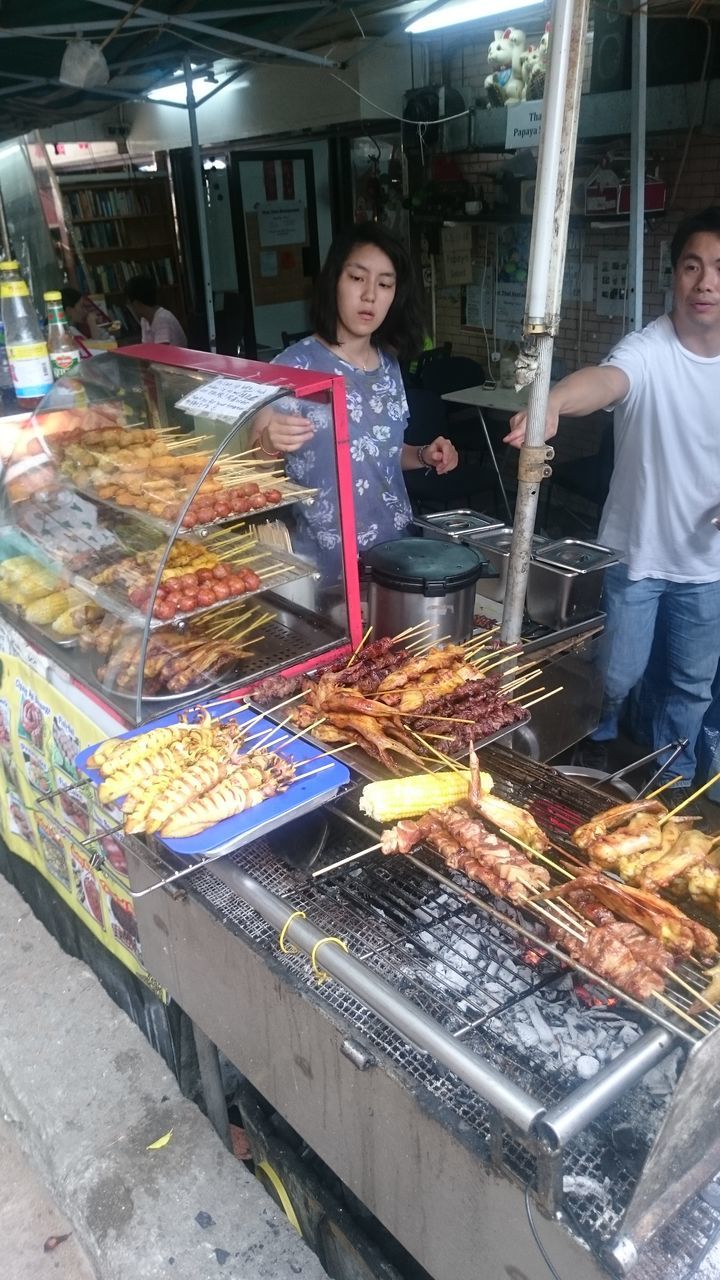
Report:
0,555,38,582
25,590,75,625
359,769,494,823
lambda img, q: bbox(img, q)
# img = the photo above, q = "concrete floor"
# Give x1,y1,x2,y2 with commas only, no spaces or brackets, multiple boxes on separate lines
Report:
0,1116,96,1280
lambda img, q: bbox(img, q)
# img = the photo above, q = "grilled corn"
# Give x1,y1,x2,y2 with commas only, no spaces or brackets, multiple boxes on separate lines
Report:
25,588,83,626
359,770,494,823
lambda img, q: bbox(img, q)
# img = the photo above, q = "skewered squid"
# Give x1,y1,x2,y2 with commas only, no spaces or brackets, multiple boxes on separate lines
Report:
91,710,215,778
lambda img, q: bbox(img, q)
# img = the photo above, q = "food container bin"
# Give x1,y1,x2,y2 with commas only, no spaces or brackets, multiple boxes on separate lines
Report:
410,510,505,545
526,538,618,627
361,538,485,644
472,526,550,602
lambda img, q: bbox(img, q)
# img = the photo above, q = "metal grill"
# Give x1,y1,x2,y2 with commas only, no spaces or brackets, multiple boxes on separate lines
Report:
180,745,720,1269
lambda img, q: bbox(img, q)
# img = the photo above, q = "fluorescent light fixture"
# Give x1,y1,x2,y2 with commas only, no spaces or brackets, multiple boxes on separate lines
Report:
406,0,539,34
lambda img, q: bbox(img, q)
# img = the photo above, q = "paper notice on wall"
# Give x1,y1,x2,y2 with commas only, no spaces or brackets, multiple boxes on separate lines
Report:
175,377,285,424
463,283,493,330
494,282,526,339
260,250,278,278
258,201,305,246
441,224,472,286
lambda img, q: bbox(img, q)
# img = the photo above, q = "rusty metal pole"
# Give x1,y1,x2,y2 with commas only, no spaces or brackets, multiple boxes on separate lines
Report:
500,0,591,643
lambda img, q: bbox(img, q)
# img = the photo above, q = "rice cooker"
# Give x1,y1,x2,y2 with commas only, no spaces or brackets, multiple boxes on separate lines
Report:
361,538,485,644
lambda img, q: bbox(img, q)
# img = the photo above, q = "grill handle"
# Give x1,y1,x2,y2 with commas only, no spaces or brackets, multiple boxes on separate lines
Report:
211,861,546,1136
536,1027,675,1151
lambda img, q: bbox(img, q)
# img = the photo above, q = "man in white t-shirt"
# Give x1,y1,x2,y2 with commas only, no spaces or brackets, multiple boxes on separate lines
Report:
506,207,720,792
125,274,187,346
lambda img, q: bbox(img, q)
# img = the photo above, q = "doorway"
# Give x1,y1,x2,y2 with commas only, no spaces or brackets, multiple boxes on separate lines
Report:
228,150,322,357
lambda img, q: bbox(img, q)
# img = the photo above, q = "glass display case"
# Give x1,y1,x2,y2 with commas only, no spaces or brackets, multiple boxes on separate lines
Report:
0,346,362,724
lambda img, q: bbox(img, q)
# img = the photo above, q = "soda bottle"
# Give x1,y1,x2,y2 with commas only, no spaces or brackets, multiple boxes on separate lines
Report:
0,261,52,407
0,261,17,390
44,290,80,380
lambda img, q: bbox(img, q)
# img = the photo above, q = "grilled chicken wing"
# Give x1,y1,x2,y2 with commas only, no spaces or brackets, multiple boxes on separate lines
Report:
573,800,667,850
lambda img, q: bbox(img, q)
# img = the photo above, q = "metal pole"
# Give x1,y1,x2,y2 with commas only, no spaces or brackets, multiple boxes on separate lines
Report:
628,0,647,330
500,0,591,643
211,861,545,1136
184,56,216,353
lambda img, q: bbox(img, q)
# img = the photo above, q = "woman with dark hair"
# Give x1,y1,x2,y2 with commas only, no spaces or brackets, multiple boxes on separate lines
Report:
252,223,457,557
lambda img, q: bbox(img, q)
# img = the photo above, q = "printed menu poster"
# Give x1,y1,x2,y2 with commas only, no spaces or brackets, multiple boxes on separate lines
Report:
0,649,165,996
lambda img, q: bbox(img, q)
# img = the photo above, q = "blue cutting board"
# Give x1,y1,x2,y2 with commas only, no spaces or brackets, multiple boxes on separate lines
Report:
76,703,350,858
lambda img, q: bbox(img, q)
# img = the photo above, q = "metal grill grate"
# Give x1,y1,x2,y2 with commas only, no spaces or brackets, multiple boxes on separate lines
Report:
183,747,720,1266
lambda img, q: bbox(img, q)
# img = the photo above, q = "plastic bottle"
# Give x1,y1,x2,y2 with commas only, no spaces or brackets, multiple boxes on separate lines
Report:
0,261,17,390
0,261,52,407
44,290,80,380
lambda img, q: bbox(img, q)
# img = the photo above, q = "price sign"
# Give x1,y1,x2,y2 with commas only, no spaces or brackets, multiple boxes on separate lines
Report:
175,378,286,425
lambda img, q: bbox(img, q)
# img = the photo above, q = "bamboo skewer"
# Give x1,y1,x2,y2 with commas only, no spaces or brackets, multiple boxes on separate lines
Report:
646,775,684,800
654,993,707,1033
663,967,719,1015
407,730,468,778
346,625,373,668
497,829,576,880
392,620,435,643
513,686,564,709
312,842,383,878
660,770,720,823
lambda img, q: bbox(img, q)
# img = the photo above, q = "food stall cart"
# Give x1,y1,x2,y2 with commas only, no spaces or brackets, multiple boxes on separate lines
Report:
4,344,718,1280
0,343,362,993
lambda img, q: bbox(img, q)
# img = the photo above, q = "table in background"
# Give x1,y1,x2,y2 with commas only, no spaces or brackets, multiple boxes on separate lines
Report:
441,383,529,522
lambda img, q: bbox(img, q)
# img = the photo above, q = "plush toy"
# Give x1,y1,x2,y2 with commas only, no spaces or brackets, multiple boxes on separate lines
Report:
485,28,526,108
523,21,551,100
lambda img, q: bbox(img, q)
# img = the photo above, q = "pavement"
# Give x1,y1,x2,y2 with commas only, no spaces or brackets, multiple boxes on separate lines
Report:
0,874,328,1280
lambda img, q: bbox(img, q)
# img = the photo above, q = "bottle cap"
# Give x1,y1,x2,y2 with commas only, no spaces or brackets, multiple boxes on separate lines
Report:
0,260,19,271
44,291,62,301
0,281,28,296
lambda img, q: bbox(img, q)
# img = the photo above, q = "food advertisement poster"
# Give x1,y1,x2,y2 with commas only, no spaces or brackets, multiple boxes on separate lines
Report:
0,650,163,995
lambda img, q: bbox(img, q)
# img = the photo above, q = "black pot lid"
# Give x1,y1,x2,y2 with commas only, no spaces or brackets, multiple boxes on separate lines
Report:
362,537,484,595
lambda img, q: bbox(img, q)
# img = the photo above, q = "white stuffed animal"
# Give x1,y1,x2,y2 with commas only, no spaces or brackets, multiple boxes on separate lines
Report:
485,27,526,108
523,22,551,100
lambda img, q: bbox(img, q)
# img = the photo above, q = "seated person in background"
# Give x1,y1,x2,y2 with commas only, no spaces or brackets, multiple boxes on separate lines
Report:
61,287,108,340
125,275,187,346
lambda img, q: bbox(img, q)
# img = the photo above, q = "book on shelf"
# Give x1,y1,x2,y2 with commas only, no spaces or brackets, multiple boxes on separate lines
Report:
79,257,176,294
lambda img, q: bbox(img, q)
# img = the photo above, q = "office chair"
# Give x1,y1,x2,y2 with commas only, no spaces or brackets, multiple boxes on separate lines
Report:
280,329,312,349
542,418,615,534
404,388,497,514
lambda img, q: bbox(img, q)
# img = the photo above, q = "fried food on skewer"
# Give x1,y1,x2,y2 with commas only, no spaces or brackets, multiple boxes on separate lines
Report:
542,871,718,961
639,829,717,892
380,807,550,901
467,742,549,852
573,799,667,850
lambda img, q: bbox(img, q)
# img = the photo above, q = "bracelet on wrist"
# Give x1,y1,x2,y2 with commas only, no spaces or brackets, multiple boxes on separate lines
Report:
417,444,431,470
259,427,281,459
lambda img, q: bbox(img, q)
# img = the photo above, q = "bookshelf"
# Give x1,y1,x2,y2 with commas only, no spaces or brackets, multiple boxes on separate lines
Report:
60,173,184,330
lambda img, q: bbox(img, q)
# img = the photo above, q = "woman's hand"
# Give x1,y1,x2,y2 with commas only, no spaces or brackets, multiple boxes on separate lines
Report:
423,436,458,475
253,408,314,454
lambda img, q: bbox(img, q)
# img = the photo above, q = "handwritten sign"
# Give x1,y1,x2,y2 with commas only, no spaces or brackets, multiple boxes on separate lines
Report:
258,201,305,247
175,378,285,425
505,99,543,150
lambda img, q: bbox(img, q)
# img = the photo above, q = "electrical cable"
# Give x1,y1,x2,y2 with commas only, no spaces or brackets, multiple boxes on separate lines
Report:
328,71,469,125
524,1187,566,1280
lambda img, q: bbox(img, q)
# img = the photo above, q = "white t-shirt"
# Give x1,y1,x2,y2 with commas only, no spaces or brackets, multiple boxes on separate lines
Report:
598,313,720,582
140,307,187,346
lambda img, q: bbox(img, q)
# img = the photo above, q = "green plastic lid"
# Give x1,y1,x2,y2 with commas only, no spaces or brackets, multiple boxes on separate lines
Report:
0,260,19,270
44,290,62,301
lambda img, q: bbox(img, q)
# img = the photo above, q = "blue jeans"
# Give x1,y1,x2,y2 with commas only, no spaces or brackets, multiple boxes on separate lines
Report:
591,564,720,783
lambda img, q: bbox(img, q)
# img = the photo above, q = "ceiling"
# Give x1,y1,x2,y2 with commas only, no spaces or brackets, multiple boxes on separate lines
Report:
0,0,427,141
